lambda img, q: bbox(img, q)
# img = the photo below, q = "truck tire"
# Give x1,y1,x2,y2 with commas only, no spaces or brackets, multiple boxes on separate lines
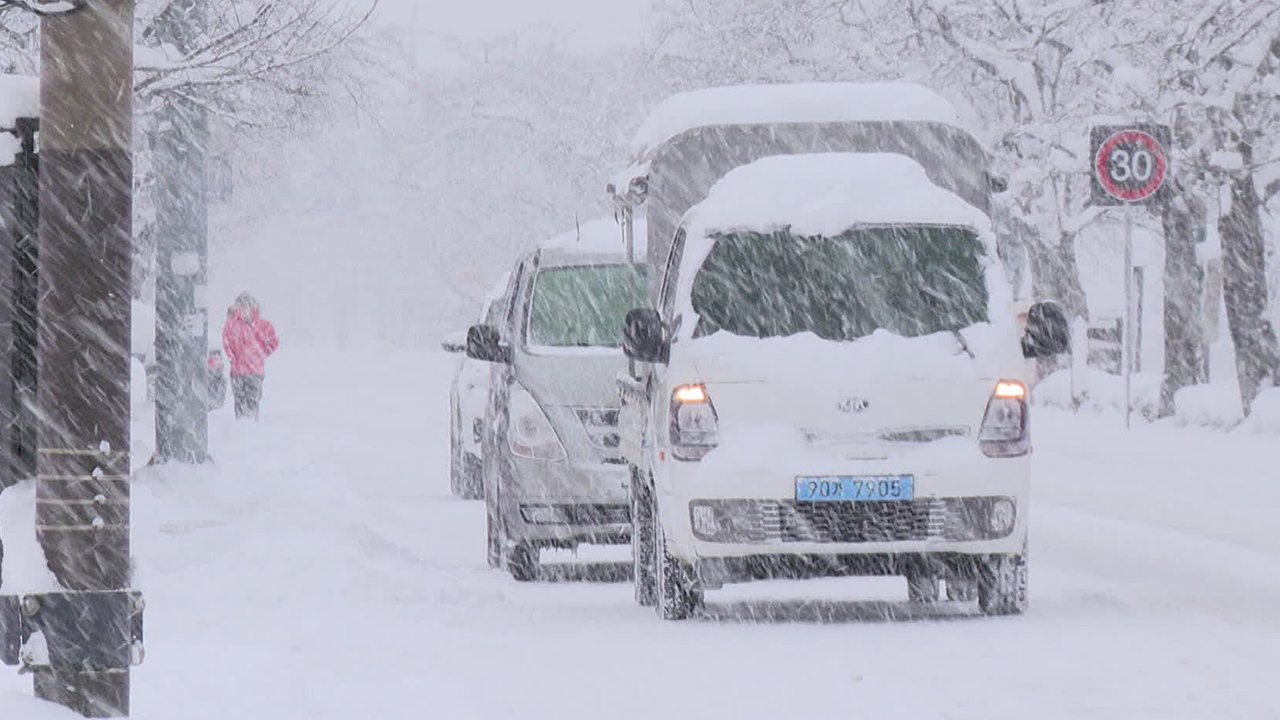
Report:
978,551,1028,616
631,472,657,607
508,542,539,583
907,572,940,603
655,508,702,621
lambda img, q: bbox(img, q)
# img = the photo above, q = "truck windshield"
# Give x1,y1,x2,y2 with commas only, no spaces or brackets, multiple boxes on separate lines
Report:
528,264,647,348
690,226,988,341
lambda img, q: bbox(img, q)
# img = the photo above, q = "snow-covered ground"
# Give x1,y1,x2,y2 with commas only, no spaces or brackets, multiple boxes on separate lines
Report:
2,348,1278,719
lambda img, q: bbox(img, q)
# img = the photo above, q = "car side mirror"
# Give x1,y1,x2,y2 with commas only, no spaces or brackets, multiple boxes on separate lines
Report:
467,324,511,364
1022,301,1070,358
440,329,467,354
623,308,669,364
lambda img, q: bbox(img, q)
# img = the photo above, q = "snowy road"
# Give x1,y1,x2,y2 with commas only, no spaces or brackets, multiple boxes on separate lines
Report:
4,349,1279,719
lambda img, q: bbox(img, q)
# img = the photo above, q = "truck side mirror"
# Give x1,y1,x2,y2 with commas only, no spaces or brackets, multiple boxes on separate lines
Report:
623,309,669,364
1022,301,1070,358
467,325,511,364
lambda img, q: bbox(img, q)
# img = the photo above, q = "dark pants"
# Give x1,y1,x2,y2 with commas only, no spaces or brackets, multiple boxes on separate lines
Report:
232,374,264,419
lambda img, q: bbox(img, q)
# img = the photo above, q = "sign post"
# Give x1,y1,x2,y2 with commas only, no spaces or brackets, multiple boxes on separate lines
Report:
1090,124,1171,429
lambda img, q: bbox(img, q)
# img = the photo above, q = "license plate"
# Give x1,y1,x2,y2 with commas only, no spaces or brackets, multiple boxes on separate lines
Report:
795,475,915,502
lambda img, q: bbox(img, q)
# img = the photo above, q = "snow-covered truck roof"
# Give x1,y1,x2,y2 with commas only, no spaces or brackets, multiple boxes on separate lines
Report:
628,82,969,161
611,82,995,303
684,153,992,240
536,215,646,264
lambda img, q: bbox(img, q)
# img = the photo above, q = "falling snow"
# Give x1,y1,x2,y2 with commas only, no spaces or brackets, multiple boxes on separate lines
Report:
2,0,1280,718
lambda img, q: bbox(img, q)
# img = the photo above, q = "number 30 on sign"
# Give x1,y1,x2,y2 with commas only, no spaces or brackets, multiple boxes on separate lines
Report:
1090,124,1172,206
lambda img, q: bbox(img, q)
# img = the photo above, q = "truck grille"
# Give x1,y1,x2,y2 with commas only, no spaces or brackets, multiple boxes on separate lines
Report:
689,497,1013,544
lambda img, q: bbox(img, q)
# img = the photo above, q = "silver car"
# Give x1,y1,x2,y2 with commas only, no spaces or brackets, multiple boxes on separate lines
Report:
442,272,511,499
467,222,646,581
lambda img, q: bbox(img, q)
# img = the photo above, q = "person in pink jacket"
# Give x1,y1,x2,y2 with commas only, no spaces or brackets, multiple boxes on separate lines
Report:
222,293,279,419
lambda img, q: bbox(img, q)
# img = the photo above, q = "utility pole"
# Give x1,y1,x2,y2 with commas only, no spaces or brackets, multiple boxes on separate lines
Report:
152,0,211,464
34,0,141,715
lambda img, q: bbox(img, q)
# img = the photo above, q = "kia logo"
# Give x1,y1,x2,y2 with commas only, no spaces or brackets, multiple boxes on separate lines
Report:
837,397,870,413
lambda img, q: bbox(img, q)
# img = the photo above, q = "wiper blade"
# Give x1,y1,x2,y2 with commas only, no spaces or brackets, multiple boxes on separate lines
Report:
951,329,975,359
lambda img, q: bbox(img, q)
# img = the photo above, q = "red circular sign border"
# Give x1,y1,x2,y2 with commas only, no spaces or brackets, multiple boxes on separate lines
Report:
1094,130,1168,202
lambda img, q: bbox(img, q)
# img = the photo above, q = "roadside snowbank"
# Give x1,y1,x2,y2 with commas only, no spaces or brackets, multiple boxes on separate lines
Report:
1239,387,1280,433
1032,368,1161,419
1034,368,1278,433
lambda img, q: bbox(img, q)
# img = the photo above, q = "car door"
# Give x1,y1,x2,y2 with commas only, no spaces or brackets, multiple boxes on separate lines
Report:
618,228,686,474
483,256,530,493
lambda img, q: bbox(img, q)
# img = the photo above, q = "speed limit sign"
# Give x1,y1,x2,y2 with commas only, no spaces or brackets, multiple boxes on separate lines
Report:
1091,124,1172,205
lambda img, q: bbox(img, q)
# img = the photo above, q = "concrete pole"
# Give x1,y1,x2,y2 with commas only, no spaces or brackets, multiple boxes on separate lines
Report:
37,0,135,714
153,0,211,464
1123,208,1134,430
153,98,210,463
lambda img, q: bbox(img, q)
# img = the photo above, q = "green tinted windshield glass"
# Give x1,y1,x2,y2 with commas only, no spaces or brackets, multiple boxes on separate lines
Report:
691,226,988,341
528,264,647,347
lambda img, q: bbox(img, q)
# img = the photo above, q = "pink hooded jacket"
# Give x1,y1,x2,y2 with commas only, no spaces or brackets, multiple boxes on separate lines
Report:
222,304,278,376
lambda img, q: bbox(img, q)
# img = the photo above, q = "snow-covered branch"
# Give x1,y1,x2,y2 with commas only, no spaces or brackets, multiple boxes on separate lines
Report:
0,0,86,17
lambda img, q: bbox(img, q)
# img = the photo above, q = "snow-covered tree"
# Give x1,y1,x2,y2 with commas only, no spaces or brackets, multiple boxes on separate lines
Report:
1105,0,1280,412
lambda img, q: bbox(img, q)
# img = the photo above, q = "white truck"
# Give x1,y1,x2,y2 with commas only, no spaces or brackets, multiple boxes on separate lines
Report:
611,84,1069,620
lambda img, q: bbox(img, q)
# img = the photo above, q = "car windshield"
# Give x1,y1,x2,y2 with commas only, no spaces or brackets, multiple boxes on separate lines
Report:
528,264,647,347
690,226,988,341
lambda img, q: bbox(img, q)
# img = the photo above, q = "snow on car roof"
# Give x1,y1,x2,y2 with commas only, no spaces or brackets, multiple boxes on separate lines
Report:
684,153,992,240
0,74,39,167
630,82,968,159
0,73,38,125
537,215,647,261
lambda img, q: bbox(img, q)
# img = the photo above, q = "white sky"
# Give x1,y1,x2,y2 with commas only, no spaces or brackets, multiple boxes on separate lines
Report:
372,0,647,55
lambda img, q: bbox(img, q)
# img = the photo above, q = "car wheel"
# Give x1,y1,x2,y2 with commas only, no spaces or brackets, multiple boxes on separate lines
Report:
448,401,465,497
631,470,657,607
978,550,1028,616
485,511,501,569
460,451,484,500
508,542,539,582
654,504,702,621
907,572,940,603
485,487,502,569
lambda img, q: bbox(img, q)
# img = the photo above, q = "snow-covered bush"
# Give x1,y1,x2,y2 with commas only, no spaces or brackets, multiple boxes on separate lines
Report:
1033,368,1161,421
1238,387,1280,434
1173,383,1245,430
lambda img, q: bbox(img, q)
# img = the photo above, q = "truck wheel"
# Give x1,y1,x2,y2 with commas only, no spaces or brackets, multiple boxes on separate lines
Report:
946,577,977,602
508,542,539,582
631,473,657,607
907,572,940,603
978,552,1028,616
655,510,702,621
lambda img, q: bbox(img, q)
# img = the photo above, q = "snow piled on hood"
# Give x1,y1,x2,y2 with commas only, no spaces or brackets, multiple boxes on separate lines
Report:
630,82,967,159
538,214,646,258
683,153,993,241
687,323,1019,379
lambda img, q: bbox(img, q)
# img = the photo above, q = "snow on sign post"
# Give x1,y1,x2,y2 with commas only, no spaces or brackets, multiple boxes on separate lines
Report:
1090,124,1171,429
